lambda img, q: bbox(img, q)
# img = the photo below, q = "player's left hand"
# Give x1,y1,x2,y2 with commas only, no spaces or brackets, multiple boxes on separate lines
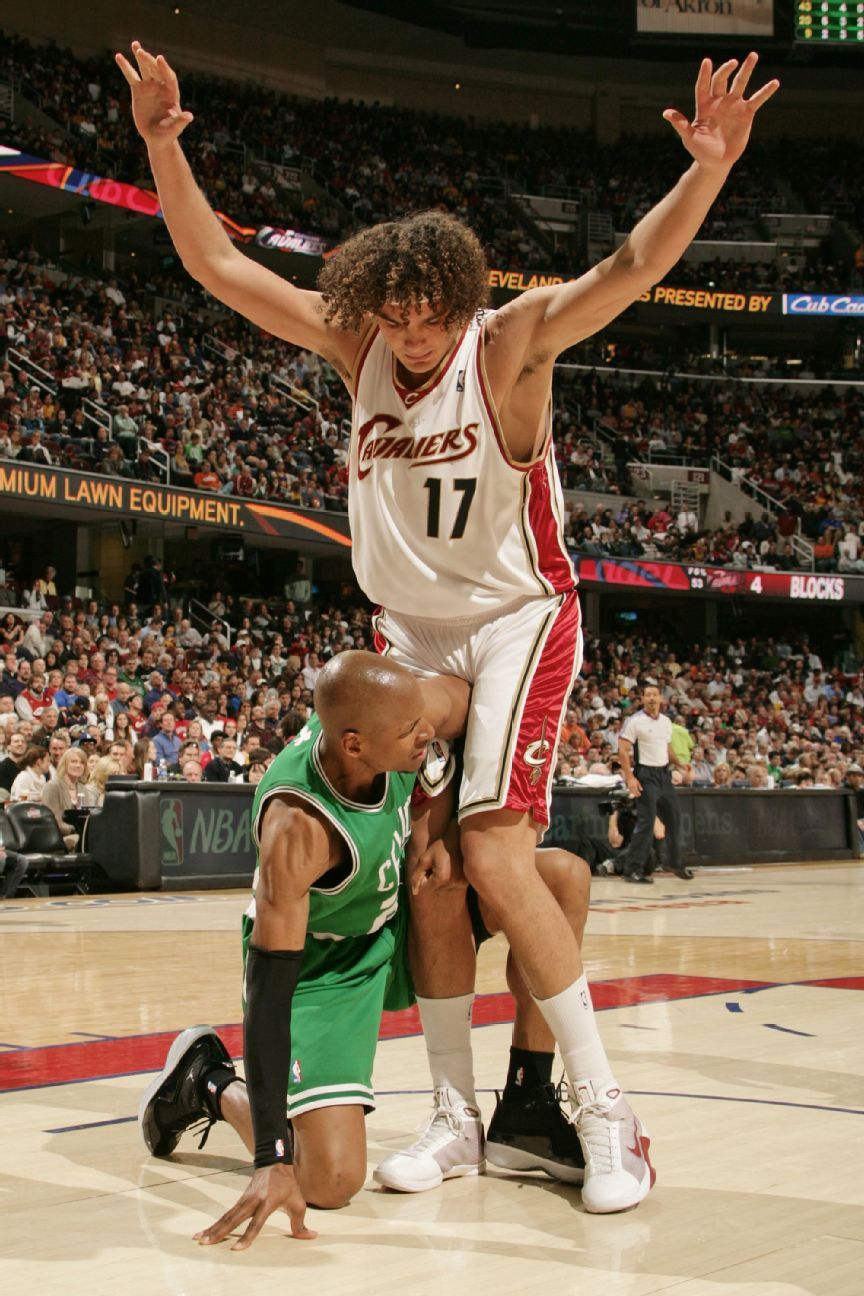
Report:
663,53,779,171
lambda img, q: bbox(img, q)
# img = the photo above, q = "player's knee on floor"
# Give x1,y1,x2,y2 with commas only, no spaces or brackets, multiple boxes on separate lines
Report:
299,1151,366,1209
305,1174,363,1210
293,1106,367,1207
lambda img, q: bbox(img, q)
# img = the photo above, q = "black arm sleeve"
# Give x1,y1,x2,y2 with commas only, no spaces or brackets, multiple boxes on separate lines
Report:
243,943,304,1168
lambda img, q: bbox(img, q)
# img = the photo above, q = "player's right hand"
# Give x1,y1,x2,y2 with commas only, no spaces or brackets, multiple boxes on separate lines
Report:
115,41,194,149
626,775,642,796
193,1163,317,1251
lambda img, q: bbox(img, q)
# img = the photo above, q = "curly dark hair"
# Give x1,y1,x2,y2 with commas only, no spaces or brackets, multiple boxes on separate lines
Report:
318,209,488,333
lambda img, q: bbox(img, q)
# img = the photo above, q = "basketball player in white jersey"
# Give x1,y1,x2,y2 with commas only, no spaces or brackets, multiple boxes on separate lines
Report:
118,42,778,1213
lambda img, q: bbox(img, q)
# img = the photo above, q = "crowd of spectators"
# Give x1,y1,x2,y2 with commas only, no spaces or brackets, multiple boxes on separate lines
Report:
0,245,352,509
3,226,864,577
0,585,860,839
0,32,550,270
0,586,378,834
556,631,864,792
3,31,863,281
554,368,864,547
5,236,864,575
561,498,810,573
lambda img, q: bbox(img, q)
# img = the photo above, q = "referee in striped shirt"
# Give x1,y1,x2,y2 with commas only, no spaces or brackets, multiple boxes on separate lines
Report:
616,680,694,884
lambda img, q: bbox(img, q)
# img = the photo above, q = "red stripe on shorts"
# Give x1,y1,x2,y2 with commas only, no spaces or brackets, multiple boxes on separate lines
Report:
505,589,582,827
371,608,389,656
526,456,576,594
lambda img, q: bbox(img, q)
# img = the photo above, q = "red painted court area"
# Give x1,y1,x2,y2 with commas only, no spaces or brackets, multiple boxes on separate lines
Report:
0,972,783,1093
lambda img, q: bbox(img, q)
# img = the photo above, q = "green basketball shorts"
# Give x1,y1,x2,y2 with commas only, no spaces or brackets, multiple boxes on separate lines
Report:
240,904,413,1117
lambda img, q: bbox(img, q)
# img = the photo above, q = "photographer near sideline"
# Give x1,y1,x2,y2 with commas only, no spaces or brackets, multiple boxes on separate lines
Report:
597,789,669,878
616,680,694,884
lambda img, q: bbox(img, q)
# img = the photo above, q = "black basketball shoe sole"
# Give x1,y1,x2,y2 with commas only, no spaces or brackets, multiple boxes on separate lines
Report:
139,1025,234,1156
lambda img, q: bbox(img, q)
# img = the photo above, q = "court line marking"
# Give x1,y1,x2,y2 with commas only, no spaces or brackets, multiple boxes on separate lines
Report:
44,1086,864,1135
763,1023,817,1037
7,973,862,1096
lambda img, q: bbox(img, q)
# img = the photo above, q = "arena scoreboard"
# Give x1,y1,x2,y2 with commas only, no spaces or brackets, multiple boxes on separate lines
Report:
795,1,864,42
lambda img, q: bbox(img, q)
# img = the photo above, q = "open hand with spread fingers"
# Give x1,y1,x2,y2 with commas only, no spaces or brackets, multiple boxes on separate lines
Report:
115,41,194,152
193,1163,317,1252
662,52,779,171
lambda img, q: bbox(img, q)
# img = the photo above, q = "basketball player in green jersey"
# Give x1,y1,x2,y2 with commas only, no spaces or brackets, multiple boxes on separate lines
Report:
140,650,466,1246
140,650,591,1247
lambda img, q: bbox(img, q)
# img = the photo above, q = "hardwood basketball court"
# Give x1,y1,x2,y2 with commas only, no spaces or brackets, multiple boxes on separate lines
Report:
1,862,862,1295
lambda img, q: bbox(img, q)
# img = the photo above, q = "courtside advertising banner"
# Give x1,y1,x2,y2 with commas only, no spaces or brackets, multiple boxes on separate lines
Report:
0,146,332,257
782,294,864,318
636,0,774,37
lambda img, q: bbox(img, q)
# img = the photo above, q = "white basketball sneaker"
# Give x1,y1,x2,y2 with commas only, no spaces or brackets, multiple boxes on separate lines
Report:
373,1087,485,1193
569,1079,656,1213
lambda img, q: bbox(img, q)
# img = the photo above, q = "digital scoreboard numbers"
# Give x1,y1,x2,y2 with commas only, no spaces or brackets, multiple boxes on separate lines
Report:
795,1,864,42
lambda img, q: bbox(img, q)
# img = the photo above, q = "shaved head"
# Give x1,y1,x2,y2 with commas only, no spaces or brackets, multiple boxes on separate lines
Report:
314,650,419,741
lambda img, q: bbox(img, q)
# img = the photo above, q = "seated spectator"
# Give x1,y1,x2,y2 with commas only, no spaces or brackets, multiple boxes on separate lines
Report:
35,566,58,598
152,712,182,766
179,756,203,782
202,734,243,782
10,745,52,801
745,763,773,789
710,762,732,787
42,746,99,848
107,738,134,774
86,756,123,804
689,746,713,785
245,753,272,785
169,739,202,775
132,737,157,780
0,730,28,794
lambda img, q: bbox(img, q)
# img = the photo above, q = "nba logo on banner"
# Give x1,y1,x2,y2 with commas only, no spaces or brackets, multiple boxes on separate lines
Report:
160,798,184,867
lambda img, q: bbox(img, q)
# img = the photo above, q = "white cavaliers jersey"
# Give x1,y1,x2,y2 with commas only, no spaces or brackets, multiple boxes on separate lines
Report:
350,312,575,619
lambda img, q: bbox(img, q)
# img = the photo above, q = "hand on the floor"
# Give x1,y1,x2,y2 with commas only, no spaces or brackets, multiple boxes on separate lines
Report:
194,1164,317,1250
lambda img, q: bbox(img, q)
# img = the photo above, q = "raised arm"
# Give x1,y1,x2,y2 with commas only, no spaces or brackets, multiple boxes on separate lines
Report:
115,42,358,377
493,54,779,366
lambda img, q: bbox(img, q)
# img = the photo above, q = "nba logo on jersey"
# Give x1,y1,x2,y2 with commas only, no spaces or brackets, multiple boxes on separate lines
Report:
291,1058,302,1084
456,368,465,391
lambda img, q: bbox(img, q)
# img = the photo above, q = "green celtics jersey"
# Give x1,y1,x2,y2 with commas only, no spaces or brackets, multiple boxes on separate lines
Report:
246,714,415,939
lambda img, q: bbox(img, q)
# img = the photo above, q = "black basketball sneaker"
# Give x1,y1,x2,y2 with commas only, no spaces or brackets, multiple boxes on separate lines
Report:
139,1025,236,1156
486,1081,586,1183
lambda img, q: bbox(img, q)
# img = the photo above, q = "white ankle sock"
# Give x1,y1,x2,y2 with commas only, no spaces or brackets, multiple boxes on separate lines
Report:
533,975,616,1090
417,993,477,1107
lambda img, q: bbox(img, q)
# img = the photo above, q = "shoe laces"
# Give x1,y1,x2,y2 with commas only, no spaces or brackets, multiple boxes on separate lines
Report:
405,1099,470,1158
188,1117,215,1150
571,1099,623,1175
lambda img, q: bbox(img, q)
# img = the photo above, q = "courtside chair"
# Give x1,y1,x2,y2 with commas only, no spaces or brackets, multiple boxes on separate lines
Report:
3,802,92,898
